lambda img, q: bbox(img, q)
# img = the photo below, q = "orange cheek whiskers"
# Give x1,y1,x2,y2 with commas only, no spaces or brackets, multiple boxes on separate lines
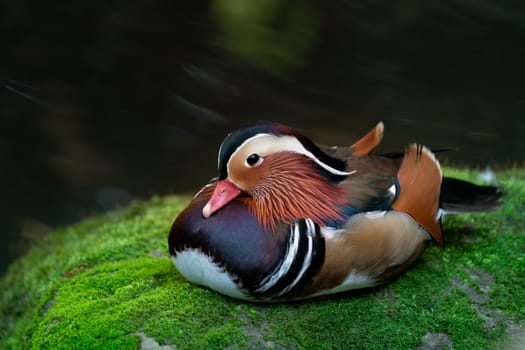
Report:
243,156,348,231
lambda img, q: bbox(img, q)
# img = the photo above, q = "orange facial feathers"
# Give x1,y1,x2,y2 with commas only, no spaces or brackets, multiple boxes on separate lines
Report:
242,152,348,230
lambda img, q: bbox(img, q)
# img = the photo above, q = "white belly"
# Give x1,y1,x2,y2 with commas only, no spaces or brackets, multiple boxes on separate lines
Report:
171,249,249,300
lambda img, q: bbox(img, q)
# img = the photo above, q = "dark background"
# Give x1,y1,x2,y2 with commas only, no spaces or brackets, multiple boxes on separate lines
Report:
1,0,524,275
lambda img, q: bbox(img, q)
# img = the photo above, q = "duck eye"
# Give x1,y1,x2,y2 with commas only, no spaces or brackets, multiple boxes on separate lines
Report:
246,153,261,166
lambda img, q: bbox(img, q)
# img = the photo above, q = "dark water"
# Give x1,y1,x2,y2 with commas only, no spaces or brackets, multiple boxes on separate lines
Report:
2,1,525,274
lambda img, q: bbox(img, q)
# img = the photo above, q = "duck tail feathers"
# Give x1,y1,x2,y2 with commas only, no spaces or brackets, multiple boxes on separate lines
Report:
440,178,503,214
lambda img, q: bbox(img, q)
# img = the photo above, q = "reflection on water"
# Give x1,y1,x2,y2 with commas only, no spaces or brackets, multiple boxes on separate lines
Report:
2,0,525,274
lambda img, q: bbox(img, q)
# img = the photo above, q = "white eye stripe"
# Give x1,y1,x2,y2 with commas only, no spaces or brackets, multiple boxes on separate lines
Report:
227,133,355,177
226,133,268,176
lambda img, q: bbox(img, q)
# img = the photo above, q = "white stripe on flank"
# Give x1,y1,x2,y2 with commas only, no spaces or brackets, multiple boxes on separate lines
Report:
278,220,316,295
254,221,301,293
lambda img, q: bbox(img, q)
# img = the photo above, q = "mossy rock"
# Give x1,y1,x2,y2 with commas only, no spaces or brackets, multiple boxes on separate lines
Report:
1,169,524,349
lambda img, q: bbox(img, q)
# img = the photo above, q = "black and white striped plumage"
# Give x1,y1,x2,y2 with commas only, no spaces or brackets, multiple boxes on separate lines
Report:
250,219,325,299
170,192,329,301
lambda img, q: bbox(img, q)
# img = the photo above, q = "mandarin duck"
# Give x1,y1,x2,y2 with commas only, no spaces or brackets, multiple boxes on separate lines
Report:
168,122,501,302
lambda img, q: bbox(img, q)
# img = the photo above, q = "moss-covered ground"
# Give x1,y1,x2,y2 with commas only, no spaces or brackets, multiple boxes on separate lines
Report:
1,169,524,349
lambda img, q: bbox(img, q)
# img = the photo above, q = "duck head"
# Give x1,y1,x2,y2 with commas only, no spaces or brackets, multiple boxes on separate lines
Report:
202,123,353,229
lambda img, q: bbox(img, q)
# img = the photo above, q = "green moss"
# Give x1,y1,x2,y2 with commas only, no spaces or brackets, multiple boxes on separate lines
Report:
1,170,524,349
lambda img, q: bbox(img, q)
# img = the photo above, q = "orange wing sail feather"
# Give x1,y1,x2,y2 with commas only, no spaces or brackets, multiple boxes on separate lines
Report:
391,144,444,246
350,121,384,155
